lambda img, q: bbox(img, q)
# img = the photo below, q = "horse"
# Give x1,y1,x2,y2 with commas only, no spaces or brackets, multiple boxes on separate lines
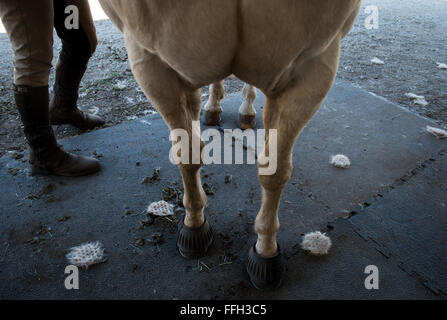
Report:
98,0,361,290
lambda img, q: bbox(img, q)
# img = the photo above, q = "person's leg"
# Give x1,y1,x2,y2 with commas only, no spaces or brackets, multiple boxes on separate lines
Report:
0,0,53,87
50,0,105,129
0,0,100,176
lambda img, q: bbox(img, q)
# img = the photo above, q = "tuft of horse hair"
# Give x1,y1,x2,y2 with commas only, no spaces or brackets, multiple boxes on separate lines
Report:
331,154,351,169
147,200,174,216
426,126,447,139
301,231,332,256
66,241,106,269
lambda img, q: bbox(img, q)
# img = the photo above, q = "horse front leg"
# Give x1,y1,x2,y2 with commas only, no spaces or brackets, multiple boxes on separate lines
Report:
124,33,213,259
247,38,342,290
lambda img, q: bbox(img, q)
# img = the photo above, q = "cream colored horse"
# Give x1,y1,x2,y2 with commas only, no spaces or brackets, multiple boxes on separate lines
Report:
99,0,361,290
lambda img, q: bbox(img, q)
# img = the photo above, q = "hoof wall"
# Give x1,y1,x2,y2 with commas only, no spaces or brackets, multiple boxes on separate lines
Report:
246,243,284,291
238,114,256,130
203,110,222,126
177,218,214,259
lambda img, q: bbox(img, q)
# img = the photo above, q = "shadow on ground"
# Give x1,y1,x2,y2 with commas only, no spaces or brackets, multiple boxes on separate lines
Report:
0,80,446,299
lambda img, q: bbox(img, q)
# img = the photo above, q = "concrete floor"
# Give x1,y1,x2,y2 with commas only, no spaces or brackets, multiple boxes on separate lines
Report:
0,79,446,299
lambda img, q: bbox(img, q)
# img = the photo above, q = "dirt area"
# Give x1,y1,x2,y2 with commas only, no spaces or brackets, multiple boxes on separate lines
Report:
0,0,446,157
339,0,447,125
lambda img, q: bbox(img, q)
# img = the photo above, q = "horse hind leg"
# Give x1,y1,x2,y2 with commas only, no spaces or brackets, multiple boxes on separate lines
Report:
203,80,225,126
238,84,257,130
203,81,257,130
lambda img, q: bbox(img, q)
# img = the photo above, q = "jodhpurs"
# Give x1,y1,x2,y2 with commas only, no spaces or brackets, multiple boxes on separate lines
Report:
0,0,97,87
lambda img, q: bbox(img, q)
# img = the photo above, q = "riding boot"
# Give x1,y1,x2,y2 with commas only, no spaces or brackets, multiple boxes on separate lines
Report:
14,85,101,177
49,51,105,130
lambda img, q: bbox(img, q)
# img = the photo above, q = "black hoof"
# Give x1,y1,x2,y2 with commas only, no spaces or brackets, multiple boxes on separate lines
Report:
177,218,214,259
203,110,222,126
238,114,256,130
246,243,284,291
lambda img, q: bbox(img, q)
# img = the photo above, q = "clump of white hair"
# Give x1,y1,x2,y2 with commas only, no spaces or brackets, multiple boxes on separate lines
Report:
66,241,106,269
426,126,447,139
301,231,332,256
330,154,351,169
405,93,428,107
147,200,174,216
371,57,384,65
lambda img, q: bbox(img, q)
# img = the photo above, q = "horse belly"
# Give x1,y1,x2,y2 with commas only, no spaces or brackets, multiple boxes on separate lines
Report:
233,0,361,91
102,0,239,87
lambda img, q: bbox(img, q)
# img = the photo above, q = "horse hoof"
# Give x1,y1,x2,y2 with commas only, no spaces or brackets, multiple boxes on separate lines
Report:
238,114,256,130
203,110,222,126
246,243,284,291
177,218,214,259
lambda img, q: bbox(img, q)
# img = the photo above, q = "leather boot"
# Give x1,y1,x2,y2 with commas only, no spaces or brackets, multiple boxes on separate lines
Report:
49,53,105,130
14,85,101,177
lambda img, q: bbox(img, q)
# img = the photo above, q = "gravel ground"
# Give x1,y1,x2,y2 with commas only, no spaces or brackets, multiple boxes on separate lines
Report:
0,0,446,157
339,0,447,125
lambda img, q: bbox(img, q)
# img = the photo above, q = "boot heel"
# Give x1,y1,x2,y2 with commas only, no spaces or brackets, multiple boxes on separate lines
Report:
30,165,51,176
